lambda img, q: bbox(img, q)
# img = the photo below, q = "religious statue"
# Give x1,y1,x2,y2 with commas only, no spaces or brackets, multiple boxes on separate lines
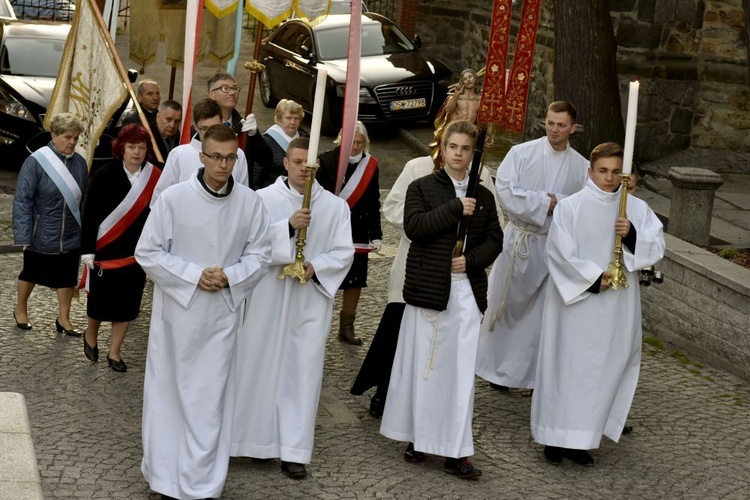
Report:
429,69,482,169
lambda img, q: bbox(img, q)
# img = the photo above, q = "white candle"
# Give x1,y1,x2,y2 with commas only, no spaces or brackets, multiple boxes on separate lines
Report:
307,67,328,164
622,81,639,176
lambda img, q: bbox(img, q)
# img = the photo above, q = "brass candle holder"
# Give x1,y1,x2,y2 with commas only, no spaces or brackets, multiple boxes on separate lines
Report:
279,162,318,284
604,175,631,290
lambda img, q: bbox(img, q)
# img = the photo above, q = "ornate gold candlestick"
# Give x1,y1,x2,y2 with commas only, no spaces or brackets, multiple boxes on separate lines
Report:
605,175,631,290
279,163,318,283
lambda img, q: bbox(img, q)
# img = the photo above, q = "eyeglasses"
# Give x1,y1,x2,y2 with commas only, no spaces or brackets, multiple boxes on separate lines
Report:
202,152,239,164
210,85,241,94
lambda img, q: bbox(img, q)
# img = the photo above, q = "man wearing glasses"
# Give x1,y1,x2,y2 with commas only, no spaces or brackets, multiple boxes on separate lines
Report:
208,73,250,135
151,99,250,204
137,124,272,500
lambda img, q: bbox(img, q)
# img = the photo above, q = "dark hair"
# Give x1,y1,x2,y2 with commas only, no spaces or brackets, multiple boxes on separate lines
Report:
207,73,236,91
202,124,238,145
193,98,222,122
548,101,577,124
287,137,310,157
112,124,153,161
589,142,623,166
159,100,182,113
442,120,478,146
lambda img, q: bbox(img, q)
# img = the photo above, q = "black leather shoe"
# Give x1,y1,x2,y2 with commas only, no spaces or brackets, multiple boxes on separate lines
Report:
489,382,509,391
83,333,99,362
281,461,307,479
404,442,425,463
13,311,32,330
369,393,385,418
444,457,482,479
543,446,563,465
107,355,127,372
563,448,595,467
56,318,82,337
622,425,634,435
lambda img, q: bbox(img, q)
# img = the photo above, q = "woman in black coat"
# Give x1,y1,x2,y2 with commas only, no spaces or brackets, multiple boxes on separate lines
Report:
317,121,382,345
80,125,160,372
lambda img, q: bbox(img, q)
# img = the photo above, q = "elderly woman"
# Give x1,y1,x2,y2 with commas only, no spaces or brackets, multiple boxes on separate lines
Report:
13,113,87,335
80,125,160,372
317,121,382,345
251,98,308,189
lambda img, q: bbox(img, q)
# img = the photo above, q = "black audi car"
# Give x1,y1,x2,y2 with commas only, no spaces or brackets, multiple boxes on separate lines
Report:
258,12,452,134
0,20,69,169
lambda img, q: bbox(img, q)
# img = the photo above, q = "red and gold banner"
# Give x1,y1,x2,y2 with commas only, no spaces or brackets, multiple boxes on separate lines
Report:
499,0,542,133
477,0,513,125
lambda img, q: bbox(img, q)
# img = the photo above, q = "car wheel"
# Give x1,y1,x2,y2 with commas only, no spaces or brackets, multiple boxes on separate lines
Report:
259,70,278,108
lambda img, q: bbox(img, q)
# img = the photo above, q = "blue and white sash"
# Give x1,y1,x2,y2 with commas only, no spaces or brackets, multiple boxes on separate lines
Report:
265,124,298,152
32,146,82,225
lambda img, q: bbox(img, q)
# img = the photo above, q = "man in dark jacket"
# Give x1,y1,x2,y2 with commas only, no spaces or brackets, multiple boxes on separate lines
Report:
379,120,503,480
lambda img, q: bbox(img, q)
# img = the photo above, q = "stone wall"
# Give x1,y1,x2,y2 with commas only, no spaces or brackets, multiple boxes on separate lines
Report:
414,0,750,159
641,234,750,382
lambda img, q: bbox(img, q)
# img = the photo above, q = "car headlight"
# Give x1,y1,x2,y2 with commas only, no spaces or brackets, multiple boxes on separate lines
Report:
335,85,377,104
0,89,36,122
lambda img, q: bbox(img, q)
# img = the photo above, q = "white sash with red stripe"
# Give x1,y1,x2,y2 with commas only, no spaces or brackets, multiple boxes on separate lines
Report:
338,154,378,209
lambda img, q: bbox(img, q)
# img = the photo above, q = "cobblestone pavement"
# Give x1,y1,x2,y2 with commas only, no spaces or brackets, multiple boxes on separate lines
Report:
1,212,750,499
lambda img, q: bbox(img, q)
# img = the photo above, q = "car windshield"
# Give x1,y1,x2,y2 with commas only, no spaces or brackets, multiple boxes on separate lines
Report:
1,36,65,76
315,22,414,60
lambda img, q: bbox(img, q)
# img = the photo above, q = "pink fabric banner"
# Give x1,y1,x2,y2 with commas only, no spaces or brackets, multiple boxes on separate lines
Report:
335,0,362,195
180,0,206,144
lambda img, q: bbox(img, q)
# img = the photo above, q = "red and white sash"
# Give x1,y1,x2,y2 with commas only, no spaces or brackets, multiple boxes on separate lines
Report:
79,163,160,292
338,154,378,209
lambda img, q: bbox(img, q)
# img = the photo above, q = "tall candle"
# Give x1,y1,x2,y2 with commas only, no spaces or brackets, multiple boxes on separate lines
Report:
307,67,328,164
622,81,639,176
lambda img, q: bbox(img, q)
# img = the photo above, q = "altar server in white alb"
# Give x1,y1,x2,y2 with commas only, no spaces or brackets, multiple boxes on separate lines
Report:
151,98,249,204
136,125,271,500
231,137,354,480
476,101,589,390
380,121,503,479
531,142,665,467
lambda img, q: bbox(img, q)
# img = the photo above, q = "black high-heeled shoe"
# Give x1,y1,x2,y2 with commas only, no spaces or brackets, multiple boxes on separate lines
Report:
56,318,82,337
83,333,99,362
13,311,32,330
107,355,127,373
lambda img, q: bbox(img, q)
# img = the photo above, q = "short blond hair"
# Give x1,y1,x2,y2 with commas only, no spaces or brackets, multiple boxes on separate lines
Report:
274,99,304,123
333,121,370,154
49,113,84,135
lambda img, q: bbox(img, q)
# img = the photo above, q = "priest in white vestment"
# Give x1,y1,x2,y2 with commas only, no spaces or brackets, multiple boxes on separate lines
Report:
136,126,271,499
151,98,249,205
531,142,665,467
476,101,588,390
231,137,354,480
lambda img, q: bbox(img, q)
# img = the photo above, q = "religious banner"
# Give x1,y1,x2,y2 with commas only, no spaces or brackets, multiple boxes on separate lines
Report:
477,0,513,125
205,0,237,18
499,0,542,133
246,0,329,28
45,0,128,166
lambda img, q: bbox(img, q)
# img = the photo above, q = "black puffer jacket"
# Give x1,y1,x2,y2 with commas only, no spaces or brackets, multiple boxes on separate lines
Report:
403,169,503,313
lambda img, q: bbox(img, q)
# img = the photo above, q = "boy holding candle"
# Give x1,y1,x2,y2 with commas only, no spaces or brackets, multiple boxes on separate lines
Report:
530,142,664,466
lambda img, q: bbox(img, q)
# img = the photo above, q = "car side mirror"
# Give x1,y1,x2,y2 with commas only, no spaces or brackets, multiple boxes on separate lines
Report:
413,34,422,49
300,45,313,60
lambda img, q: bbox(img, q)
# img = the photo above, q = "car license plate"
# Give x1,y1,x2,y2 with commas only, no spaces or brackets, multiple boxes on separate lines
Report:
390,98,426,111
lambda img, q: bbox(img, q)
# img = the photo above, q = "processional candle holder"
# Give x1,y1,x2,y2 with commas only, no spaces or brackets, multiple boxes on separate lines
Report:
279,162,319,284
605,175,631,290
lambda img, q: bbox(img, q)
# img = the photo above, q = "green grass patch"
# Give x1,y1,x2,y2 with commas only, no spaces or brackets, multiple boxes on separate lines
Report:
671,350,691,365
718,248,742,259
644,337,665,350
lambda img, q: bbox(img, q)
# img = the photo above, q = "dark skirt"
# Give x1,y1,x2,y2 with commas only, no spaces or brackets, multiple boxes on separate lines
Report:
339,253,369,290
19,248,80,288
350,302,406,396
87,263,146,322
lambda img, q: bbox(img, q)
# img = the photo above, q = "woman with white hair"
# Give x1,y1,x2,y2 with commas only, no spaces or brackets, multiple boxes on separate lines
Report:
13,112,88,335
317,121,382,345
252,99,309,189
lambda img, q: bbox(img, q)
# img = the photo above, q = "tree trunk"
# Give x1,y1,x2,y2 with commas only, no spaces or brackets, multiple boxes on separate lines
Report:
553,0,624,158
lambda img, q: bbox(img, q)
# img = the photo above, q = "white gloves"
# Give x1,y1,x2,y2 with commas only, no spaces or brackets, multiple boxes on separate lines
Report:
81,254,95,270
371,239,382,252
241,113,257,136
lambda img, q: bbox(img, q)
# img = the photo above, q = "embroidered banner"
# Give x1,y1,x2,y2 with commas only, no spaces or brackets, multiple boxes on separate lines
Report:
499,0,542,133
477,0,513,125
